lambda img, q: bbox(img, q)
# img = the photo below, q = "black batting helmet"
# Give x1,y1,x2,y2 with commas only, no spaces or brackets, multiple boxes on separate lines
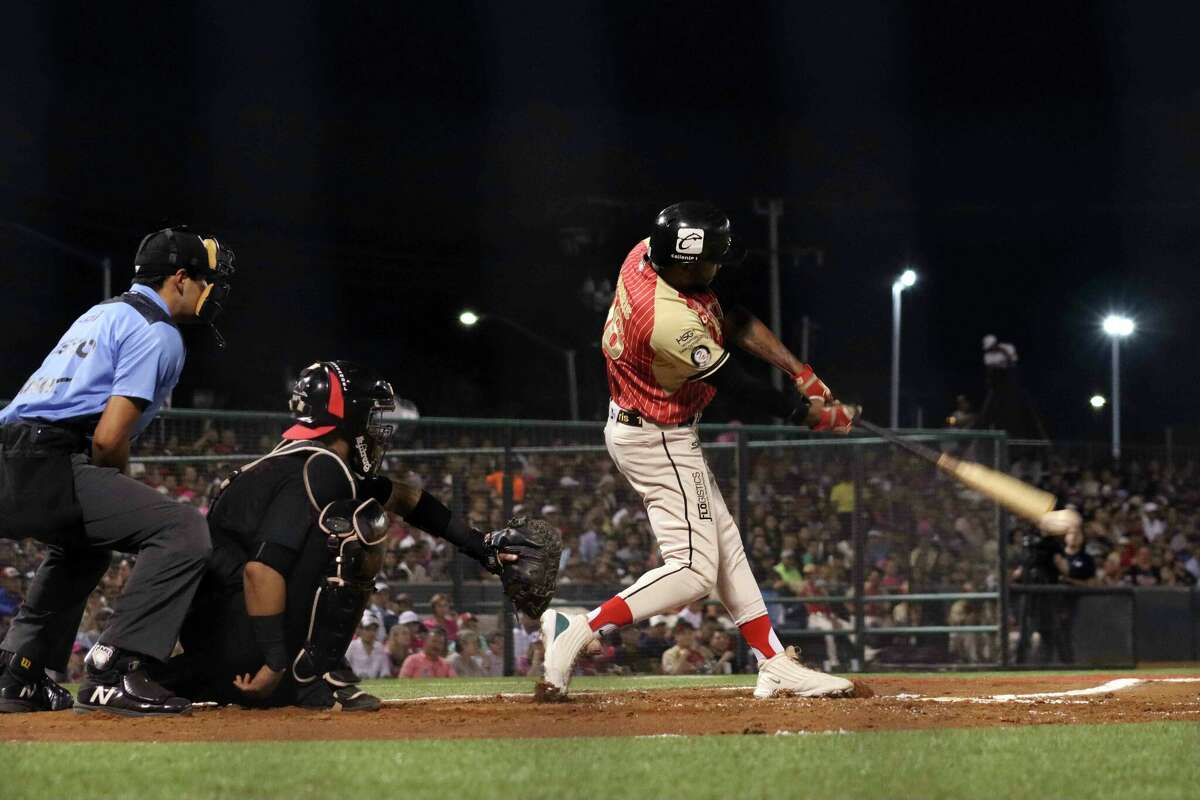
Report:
284,361,397,477
647,202,745,271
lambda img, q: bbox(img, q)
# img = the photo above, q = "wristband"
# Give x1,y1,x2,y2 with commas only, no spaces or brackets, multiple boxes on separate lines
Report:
249,613,289,671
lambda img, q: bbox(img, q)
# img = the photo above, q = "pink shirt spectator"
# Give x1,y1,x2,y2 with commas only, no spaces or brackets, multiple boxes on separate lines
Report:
423,616,458,641
399,652,457,678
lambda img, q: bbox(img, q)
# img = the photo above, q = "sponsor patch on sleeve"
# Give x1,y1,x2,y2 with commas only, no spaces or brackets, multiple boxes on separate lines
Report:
690,345,712,368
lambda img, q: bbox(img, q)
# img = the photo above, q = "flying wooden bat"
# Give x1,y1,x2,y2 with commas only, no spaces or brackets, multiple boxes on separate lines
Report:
854,417,1078,534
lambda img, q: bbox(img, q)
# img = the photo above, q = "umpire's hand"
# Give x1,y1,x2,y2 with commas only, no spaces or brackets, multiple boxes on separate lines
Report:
233,664,285,699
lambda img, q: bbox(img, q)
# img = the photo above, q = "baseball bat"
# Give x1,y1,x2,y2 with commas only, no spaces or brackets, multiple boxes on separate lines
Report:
854,417,1056,524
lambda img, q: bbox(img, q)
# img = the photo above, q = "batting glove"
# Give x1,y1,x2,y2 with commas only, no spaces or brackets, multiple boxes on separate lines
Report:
793,364,833,403
811,401,858,434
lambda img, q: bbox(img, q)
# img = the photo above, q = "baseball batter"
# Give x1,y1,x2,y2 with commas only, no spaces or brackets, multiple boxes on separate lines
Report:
540,202,857,699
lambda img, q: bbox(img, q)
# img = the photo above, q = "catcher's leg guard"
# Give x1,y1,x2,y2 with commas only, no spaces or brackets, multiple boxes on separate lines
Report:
292,581,369,687
293,499,387,711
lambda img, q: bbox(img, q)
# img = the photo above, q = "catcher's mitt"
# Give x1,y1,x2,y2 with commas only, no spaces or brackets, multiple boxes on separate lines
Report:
483,516,561,618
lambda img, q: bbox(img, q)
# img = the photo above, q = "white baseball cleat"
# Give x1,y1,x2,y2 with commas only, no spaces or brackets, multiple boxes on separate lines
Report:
753,646,854,699
536,609,596,701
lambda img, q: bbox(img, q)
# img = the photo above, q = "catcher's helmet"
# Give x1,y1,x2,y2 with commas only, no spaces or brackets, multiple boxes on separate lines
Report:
647,202,745,271
284,361,397,477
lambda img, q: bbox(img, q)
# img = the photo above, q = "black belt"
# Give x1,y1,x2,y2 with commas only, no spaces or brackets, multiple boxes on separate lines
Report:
614,408,696,429
1,420,90,454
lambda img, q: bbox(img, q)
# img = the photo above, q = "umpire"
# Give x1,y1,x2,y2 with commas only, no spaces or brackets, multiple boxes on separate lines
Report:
0,227,235,716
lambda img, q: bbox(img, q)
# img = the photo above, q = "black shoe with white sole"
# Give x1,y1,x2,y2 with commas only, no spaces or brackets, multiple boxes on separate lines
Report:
0,650,74,713
74,645,191,717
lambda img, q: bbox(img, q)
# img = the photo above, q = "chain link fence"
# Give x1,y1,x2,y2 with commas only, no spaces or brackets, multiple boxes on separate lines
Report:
105,409,1011,670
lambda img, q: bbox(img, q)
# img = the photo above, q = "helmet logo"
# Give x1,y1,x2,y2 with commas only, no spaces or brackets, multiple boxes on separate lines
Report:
675,228,704,255
354,434,372,473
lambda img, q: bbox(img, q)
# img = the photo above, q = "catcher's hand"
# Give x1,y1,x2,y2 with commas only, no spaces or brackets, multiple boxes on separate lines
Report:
483,516,562,618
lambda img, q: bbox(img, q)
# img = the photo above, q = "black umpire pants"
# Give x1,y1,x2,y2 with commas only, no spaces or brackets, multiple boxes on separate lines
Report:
0,422,211,670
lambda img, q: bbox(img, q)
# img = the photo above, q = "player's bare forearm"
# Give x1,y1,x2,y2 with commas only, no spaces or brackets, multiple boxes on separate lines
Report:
723,306,805,377
243,561,287,616
91,395,145,472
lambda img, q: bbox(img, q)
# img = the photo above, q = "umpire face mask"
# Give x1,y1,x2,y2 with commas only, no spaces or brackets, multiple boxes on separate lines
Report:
196,238,236,349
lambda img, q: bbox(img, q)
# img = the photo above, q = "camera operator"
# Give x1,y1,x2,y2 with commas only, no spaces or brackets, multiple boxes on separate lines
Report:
1050,527,1095,664
1011,525,1068,664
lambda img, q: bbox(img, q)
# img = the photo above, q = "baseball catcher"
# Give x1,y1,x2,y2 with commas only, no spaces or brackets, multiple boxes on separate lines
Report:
160,360,559,709
539,202,856,700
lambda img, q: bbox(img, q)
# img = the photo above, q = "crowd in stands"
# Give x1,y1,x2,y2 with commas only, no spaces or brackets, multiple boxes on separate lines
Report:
1,414,1198,676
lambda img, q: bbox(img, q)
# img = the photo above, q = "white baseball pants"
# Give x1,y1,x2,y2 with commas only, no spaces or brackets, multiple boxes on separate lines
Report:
604,403,768,626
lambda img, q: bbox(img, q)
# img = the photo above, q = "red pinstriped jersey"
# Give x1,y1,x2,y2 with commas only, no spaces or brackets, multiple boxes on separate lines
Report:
602,240,730,424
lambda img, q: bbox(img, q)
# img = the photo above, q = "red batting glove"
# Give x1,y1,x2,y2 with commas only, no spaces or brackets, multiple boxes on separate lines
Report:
793,365,832,403
811,401,858,434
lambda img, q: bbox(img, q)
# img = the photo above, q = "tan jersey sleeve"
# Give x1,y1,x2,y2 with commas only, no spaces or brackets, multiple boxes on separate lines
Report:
649,292,729,394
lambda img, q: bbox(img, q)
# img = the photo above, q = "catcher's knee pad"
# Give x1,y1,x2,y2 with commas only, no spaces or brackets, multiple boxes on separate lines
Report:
319,498,387,584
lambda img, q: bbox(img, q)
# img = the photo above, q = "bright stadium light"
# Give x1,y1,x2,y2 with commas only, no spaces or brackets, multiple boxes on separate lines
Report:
1102,314,1134,337
1100,313,1135,460
457,309,578,419
890,266,919,428
1090,394,1107,410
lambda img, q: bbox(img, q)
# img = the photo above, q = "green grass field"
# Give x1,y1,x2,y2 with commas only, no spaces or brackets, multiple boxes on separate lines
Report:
4,670,1198,800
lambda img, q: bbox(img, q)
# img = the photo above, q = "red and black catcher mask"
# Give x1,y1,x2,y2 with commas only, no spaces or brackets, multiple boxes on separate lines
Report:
283,360,397,477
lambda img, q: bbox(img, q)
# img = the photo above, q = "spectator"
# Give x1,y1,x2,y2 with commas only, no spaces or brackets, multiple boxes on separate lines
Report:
484,632,506,677
345,613,392,679
456,612,487,652
520,638,546,678
423,593,459,641
948,581,991,663
397,609,426,650
829,471,855,540
641,615,672,661
447,634,489,677
512,612,540,661
0,566,22,619
609,624,655,675
706,629,737,675
1097,552,1125,586
1054,528,1096,586
676,601,703,630
386,624,416,676
1123,546,1160,586
399,628,456,678
397,545,429,583
365,582,394,634
661,620,708,675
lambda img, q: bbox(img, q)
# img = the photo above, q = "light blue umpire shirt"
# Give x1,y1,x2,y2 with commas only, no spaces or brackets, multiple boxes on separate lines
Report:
0,283,186,438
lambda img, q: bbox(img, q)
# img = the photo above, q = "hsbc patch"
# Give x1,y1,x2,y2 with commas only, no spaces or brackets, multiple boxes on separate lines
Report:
691,346,712,368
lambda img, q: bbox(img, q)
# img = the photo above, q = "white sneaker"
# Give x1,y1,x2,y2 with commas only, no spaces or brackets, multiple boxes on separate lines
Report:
754,646,854,699
537,610,596,700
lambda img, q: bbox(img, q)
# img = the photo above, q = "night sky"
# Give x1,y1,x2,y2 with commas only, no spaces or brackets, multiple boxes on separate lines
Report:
2,3,1198,441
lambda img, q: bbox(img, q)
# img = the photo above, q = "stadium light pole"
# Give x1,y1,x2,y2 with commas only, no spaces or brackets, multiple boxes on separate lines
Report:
458,310,579,420
1101,314,1134,460
890,268,917,428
